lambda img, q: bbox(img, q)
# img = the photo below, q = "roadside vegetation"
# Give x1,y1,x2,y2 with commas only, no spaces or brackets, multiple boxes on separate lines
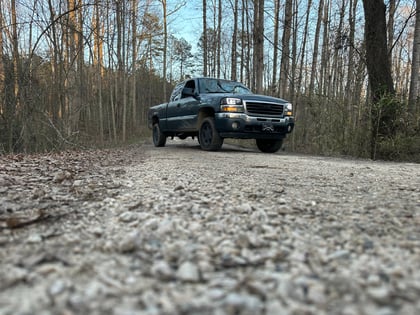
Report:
0,0,419,162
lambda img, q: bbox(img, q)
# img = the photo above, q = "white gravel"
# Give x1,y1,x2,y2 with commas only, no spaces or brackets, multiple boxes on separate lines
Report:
0,141,419,315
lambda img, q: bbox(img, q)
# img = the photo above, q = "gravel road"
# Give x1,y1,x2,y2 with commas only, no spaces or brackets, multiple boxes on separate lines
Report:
1,141,419,315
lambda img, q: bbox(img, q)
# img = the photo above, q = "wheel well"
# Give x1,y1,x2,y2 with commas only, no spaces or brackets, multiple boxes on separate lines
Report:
197,107,215,127
152,115,159,125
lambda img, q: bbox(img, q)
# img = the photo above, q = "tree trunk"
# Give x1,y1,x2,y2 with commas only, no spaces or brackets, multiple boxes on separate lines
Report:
362,0,395,100
345,0,357,113
231,0,238,81
279,0,292,98
290,0,298,103
297,0,311,95
77,0,84,136
132,0,138,129
0,9,5,127
408,0,420,115
362,0,396,159
388,0,396,63
116,0,127,142
253,0,264,93
161,0,167,100
203,0,208,76
11,0,20,152
68,0,78,137
320,0,330,96
93,0,104,143
217,0,222,78
271,0,280,93
332,0,345,101
309,0,323,95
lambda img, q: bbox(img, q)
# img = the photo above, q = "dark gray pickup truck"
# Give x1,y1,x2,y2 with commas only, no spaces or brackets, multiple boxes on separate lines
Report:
148,77,294,153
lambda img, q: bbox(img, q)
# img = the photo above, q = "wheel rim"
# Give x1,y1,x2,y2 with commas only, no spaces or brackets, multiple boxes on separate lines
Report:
201,122,212,146
153,125,159,144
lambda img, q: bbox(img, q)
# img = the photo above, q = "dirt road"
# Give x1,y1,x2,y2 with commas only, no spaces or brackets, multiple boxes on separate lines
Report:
1,141,419,315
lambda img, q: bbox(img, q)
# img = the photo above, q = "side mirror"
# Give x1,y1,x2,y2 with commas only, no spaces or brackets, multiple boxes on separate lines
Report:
182,87,198,98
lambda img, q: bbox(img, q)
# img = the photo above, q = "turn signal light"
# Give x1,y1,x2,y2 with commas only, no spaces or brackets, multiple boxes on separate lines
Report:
221,105,244,113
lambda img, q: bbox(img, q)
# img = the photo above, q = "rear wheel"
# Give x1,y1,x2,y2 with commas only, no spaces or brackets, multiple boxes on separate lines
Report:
152,123,166,147
199,117,223,151
256,139,283,153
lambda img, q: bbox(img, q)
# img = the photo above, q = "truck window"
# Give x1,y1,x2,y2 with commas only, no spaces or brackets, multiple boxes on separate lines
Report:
181,80,196,99
170,84,183,102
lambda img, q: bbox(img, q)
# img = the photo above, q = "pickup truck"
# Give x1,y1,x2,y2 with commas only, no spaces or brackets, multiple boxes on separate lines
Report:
148,77,294,153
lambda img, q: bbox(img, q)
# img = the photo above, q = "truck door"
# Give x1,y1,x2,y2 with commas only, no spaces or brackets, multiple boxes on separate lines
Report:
166,83,183,130
167,80,199,131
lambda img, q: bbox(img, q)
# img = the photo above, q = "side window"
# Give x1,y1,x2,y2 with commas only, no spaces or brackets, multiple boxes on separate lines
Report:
181,80,196,99
170,84,183,102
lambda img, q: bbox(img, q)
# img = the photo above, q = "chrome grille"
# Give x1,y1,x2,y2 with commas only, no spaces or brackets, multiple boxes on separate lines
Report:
245,101,284,116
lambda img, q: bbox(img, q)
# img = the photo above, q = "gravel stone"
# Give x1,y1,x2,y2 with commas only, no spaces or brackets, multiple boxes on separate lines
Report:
0,142,419,315
176,261,201,282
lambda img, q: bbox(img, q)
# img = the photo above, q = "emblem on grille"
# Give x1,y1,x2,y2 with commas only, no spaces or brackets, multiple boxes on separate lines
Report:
262,123,274,132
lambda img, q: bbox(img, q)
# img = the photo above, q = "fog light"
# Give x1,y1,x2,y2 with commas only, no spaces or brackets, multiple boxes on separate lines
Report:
232,122,239,129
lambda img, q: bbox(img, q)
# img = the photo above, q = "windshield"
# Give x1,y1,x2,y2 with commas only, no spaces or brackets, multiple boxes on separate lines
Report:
198,78,252,95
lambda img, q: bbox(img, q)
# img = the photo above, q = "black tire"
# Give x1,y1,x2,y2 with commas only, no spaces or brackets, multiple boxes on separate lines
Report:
152,123,166,147
256,139,283,153
199,117,223,151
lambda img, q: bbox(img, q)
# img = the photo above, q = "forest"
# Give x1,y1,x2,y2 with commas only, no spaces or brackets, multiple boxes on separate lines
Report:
0,0,419,161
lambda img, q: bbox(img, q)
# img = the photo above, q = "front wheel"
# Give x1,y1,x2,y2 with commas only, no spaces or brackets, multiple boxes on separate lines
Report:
199,117,223,151
256,139,283,153
152,123,166,147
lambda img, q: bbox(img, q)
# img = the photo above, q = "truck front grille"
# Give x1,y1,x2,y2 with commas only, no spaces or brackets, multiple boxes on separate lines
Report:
245,101,284,116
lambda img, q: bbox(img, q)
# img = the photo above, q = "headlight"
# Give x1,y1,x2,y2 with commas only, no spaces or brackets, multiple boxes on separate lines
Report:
220,98,244,112
285,103,293,116
221,97,242,105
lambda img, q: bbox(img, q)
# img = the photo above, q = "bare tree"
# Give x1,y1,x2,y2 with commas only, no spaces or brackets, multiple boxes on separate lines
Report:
409,0,420,115
309,0,324,95
388,0,396,63
230,0,239,81
279,0,293,98
0,8,5,122
217,0,222,77
271,0,280,94
203,0,208,76
363,0,395,99
160,0,168,100
362,0,396,158
11,0,20,152
132,0,138,127
0,7,6,152
253,0,264,93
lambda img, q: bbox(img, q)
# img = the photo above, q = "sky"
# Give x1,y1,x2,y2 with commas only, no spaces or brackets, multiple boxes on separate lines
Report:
168,1,203,53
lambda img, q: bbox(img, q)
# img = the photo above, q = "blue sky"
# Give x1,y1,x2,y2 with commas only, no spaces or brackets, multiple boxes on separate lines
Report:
169,2,203,52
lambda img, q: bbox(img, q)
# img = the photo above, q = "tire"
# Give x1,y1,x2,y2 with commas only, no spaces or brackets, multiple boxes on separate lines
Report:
199,117,223,151
256,139,283,153
152,123,166,147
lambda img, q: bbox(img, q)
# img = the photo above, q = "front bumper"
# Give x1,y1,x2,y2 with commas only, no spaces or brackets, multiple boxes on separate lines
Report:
215,112,294,139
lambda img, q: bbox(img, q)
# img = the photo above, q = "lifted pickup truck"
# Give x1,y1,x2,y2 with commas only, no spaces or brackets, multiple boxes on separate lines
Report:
148,77,294,153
